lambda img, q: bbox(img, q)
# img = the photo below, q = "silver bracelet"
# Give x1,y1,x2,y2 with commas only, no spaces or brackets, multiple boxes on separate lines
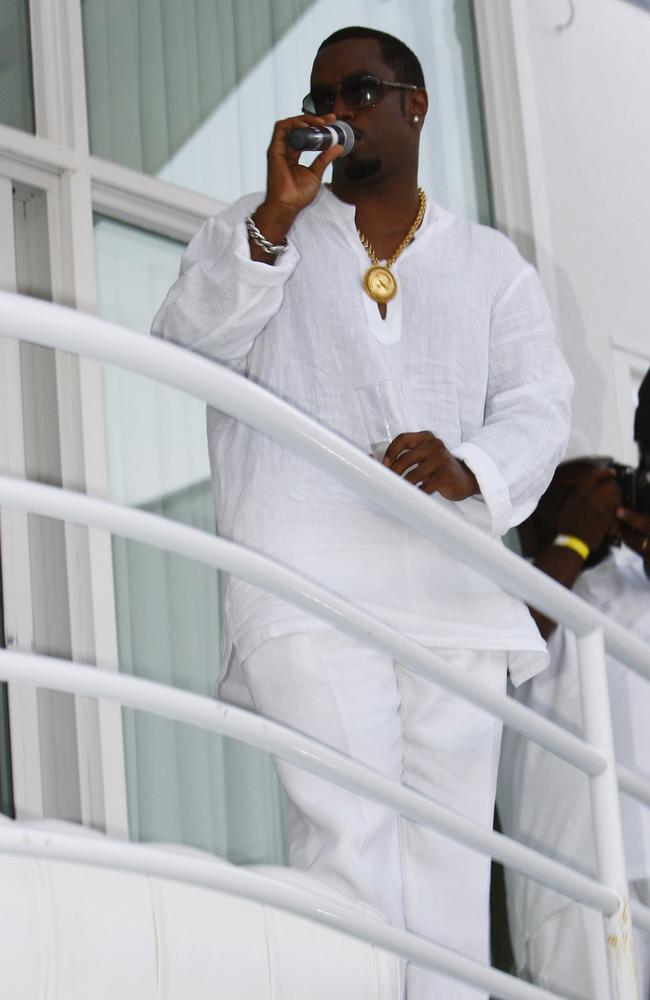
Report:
245,216,290,256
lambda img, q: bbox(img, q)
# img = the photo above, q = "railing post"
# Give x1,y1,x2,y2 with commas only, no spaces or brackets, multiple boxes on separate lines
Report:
576,627,638,999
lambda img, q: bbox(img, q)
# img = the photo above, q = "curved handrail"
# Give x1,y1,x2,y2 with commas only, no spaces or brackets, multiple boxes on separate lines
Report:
0,474,605,778
0,648,616,916
0,825,565,1000
1,290,648,681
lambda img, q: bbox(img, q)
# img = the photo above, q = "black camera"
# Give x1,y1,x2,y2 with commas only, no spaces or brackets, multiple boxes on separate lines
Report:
611,367,650,516
607,460,650,516
584,368,650,517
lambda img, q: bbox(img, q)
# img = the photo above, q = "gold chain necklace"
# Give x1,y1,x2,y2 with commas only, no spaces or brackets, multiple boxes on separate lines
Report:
357,188,427,305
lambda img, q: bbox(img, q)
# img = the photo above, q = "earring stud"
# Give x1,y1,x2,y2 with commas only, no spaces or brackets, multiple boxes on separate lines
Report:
413,115,420,123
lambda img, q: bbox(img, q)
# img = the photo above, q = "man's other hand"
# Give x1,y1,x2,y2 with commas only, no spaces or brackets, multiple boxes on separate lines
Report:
554,467,621,552
616,507,650,579
382,431,479,501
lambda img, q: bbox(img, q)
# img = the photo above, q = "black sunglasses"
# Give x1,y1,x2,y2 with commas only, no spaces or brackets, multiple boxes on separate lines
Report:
302,73,419,116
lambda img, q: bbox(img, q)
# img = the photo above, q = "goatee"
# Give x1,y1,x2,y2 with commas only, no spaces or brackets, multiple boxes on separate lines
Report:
342,157,381,181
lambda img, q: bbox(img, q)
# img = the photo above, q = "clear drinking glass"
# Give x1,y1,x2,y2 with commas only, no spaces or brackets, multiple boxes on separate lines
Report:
355,379,410,462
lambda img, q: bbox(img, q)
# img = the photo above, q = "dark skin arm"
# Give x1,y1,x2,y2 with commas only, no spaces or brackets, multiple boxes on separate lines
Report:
382,431,479,501
530,548,591,641
528,468,621,639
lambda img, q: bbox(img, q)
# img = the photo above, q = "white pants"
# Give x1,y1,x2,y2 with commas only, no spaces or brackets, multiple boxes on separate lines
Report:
522,881,650,1000
240,631,507,1000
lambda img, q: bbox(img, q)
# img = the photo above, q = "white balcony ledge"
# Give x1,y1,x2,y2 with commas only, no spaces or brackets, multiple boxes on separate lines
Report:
0,815,399,1000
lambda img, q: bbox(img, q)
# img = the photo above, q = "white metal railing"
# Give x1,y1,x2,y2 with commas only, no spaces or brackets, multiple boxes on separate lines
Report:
1,475,646,809
0,476,607,777
1,290,649,999
0,650,617,918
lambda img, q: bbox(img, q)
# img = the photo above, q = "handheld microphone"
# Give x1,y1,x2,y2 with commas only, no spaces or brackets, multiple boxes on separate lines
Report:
288,120,355,157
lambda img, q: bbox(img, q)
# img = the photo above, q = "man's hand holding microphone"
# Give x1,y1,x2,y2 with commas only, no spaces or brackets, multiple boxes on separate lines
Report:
248,114,346,265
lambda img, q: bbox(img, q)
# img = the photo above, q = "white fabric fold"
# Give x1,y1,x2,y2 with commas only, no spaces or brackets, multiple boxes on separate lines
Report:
451,441,512,537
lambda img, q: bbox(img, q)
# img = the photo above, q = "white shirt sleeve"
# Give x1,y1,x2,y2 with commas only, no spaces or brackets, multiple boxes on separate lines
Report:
151,199,300,369
451,265,573,537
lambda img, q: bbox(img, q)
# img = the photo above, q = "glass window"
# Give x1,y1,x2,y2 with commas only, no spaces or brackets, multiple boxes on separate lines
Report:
0,0,35,133
94,216,287,861
82,0,491,222
81,0,315,193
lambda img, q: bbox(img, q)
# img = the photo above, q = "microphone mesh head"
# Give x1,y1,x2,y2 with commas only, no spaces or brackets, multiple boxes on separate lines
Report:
334,120,355,156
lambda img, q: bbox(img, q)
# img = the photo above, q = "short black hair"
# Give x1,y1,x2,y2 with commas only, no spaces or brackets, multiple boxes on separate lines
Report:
317,26,425,89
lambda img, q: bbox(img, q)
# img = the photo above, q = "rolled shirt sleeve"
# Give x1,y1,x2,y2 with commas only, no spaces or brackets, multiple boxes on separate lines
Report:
151,194,300,368
452,265,573,537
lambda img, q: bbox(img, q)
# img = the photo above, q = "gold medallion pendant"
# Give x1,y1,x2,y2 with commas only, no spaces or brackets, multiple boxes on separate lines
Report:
363,265,397,304
357,187,427,309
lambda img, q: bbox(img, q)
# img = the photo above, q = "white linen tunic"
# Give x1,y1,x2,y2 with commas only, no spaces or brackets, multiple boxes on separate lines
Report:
498,545,650,984
152,186,572,683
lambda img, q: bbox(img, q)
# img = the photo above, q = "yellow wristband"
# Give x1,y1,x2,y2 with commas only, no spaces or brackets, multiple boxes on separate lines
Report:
553,533,590,561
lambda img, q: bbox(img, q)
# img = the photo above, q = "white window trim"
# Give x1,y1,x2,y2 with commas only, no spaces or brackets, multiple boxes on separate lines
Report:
28,0,89,150
91,157,221,242
473,0,535,257
473,0,560,323
0,175,44,818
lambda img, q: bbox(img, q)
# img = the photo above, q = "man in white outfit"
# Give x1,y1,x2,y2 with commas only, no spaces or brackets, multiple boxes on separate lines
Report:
152,26,572,998
498,389,650,998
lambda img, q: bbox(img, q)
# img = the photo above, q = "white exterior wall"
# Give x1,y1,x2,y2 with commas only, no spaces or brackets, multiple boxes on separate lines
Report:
485,0,650,461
